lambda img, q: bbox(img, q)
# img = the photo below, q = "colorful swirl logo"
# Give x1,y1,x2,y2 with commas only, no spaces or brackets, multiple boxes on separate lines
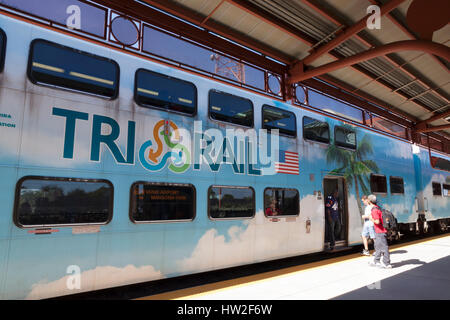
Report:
139,120,191,173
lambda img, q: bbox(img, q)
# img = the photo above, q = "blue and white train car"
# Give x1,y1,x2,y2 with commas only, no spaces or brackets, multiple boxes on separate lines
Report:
0,11,449,300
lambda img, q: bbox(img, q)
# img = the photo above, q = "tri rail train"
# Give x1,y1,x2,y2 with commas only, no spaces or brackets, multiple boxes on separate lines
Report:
0,5,449,300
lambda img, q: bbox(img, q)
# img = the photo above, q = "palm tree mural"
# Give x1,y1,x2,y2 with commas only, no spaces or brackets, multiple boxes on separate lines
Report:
326,125,379,215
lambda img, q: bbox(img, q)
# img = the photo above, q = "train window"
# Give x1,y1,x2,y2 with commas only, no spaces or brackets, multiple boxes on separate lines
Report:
208,186,255,219
443,184,450,197
14,176,113,228
264,188,299,217
28,39,119,98
0,0,107,38
335,126,356,150
370,174,387,194
308,89,364,123
130,182,195,222
262,105,296,137
0,28,6,72
390,176,404,194
135,69,197,115
432,182,442,196
430,156,450,172
209,90,253,127
303,116,330,144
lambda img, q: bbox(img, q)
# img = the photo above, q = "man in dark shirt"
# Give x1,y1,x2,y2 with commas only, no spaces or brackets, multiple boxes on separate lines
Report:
326,190,340,250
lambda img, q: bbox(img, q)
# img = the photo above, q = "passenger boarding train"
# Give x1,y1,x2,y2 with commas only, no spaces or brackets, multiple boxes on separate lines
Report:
0,12,449,299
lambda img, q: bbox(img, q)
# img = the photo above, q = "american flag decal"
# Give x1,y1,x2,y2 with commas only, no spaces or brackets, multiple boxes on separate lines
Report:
275,150,299,175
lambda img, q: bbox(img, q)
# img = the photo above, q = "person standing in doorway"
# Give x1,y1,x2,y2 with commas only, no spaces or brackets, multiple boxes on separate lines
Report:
368,194,392,269
361,195,375,256
326,190,340,251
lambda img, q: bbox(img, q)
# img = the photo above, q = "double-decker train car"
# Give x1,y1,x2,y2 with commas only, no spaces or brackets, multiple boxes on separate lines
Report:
0,9,449,300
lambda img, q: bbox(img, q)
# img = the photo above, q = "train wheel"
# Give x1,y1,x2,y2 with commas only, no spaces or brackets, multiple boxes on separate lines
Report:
438,220,447,233
417,221,424,236
427,222,434,235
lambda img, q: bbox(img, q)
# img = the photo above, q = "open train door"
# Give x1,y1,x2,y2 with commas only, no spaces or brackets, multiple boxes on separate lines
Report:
323,177,349,251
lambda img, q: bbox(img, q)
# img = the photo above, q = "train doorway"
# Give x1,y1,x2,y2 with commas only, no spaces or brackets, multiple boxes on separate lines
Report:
323,177,348,250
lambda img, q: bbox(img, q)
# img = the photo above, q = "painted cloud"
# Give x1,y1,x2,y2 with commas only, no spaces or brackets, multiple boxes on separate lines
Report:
26,264,163,300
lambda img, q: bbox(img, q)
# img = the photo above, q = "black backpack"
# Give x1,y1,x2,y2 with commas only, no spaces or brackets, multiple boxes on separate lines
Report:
381,208,397,231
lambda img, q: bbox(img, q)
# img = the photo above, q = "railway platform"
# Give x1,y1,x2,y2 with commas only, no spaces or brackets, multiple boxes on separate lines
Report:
139,234,450,300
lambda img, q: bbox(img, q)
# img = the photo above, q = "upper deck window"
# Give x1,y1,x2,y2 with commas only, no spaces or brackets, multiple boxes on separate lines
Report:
0,0,107,38
308,89,364,123
135,69,197,115
209,90,253,127
335,126,356,150
0,28,5,72
14,176,113,228
28,39,119,98
262,105,296,137
303,116,330,144
430,156,450,172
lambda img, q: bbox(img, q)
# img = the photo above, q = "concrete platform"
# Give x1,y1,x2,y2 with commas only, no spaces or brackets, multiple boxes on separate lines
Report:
144,234,450,300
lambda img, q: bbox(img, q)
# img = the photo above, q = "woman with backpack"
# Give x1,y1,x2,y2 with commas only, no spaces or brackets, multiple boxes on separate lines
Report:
368,194,392,269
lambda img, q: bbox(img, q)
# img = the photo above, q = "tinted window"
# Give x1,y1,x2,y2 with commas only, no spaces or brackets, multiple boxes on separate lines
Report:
303,116,330,143
390,177,404,194
0,0,107,37
142,26,265,90
264,188,299,217
372,116,407,139
208,186,254,219
443,184,450,197
370,174,387,194
335,126,356,150
28,39,119,98
135,69,197,115
209,90,253,127
130,183,195,222
308,89,364,123
14,177,112,227
432,182,442,196
0,28,5,72
430,156,450,172
262,105,296,137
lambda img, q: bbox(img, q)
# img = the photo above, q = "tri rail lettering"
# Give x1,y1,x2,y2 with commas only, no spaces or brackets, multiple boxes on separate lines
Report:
52,107,281,176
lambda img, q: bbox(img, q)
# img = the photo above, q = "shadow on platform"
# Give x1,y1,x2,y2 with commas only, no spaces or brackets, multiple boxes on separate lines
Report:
333,255,450,300
389,250,408,255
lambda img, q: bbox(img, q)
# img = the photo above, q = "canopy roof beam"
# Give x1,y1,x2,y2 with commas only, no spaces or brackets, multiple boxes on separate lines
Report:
299,0,406,66
288,40,450,84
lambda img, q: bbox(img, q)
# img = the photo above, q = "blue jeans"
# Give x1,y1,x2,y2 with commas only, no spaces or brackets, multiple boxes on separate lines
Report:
327,219,341,248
